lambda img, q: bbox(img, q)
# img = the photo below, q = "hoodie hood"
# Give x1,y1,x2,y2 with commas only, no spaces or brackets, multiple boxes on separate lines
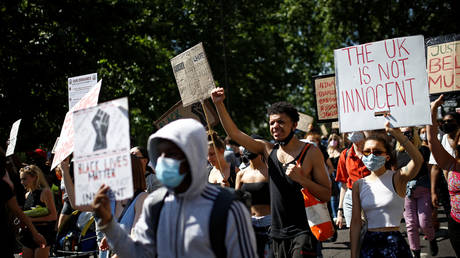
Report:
147,119,208,198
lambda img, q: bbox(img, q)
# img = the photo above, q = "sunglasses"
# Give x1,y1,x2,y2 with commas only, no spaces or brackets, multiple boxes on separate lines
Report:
442,119,455,124
362,149,386,156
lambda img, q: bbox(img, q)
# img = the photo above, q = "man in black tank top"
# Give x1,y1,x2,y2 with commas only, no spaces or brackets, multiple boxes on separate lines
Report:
212,88,331,258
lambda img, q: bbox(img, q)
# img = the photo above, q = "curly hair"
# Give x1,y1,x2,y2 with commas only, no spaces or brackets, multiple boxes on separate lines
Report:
267,101,299,123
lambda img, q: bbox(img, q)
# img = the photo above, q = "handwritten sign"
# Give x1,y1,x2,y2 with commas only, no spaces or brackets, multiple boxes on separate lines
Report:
51,80,102,170
155,99,218,129
73,97,132,206
6,119,22,157
170,42,216,107
68,73,97,110
426,34,460,95
314,74,338,121
296,113,314,132
334,35,431,132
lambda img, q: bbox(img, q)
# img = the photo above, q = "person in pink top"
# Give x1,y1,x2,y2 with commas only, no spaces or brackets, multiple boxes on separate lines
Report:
427,95,460,257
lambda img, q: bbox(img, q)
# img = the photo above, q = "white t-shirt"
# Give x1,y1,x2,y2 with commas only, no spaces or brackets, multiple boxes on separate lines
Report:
429,134,455,165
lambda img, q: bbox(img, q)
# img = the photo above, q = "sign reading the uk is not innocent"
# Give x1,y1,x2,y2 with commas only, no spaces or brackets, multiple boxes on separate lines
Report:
334,35,431,132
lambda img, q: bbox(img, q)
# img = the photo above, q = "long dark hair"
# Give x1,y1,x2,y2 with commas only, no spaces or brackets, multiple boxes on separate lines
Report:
364,134,396,170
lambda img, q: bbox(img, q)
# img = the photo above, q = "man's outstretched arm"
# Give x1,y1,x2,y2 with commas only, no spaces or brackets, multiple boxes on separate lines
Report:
211,87,269,155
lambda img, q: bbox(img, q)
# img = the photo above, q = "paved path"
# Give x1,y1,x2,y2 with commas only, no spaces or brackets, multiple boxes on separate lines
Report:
322,207,456,257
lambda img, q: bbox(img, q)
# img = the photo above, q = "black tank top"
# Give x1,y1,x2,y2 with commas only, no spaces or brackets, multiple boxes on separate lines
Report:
268,143,311,239
23,189,47,210
241,182,270,205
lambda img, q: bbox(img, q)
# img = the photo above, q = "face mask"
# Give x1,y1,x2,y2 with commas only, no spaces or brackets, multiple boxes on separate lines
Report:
419,133,427,142
276,130,295,146
361,154,387,171
348,132,365,143
329,140,338,147
155,156,185,188
441,123,457,134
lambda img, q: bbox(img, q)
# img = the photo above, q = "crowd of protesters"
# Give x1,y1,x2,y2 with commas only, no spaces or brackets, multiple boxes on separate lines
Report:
1,89,459,258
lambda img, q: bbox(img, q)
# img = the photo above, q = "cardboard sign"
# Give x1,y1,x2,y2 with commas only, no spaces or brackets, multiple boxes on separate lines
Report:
73,97,132,206
170,42,216,107
68,73,98,110
51,80,102,170
331,121,339,129
296,113,314,133
154,99,218,129
334,35,431,132
426,34,460,95
314,74,338,121
6,119,22,157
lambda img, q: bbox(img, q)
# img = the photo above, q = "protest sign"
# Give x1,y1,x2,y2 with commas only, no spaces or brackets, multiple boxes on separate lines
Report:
68,73,98,110
51,137,59,154
334,35,431,132
154,99,218,129
170,42,216,107
296,112,314,133
313,74,338,122
426,34,460,99
6,119,22,157
73,97,132,206
331,121,339,129
51,80,102,170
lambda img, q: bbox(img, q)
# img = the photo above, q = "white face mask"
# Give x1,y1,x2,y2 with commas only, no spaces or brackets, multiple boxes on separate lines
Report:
419,133,427,141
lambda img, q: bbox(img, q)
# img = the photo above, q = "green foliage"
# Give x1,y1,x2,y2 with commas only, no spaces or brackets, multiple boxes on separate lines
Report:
0,0,457,152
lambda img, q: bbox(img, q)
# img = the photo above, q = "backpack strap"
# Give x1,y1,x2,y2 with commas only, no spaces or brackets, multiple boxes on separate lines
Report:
209,187,237,258
150,186,169,256
296,143,312,166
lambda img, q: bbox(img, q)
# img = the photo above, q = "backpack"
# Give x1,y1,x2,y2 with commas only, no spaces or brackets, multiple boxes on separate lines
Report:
150,186,251,258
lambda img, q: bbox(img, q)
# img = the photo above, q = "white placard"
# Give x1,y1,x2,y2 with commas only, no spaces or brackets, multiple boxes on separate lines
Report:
171,42,216,107
73,97,132,206
68,73,97,110
6,119,22,157
51,80,102,170
334,35,431,132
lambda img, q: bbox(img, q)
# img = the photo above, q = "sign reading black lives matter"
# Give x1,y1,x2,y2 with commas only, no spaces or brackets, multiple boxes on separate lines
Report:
171,42,216,107
73,97,132,207
334,35,431,132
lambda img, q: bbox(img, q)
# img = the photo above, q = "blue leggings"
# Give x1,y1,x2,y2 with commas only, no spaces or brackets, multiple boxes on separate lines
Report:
360,231,412,258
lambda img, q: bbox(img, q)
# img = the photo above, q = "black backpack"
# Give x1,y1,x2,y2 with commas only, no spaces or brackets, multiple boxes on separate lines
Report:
150,186,251,258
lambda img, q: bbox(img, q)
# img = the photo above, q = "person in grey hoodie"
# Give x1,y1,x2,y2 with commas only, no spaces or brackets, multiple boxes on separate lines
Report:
92,118,257,258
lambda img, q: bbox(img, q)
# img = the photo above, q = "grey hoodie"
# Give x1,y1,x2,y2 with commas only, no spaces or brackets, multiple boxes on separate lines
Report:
100,119,256,257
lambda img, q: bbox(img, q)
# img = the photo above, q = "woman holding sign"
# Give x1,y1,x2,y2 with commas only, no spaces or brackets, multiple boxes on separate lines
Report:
350,122,422,258
427,95,460,257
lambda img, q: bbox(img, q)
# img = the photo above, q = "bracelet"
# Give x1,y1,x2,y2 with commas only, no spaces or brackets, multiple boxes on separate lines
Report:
338,208,343,212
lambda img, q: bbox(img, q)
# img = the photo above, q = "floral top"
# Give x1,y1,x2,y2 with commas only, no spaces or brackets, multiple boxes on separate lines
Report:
448,170,460,222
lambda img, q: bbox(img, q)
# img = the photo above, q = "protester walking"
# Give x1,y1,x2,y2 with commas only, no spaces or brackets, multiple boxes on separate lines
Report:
427,95,460,257
92,119,256,257
350,122,423,258
211,87,331,258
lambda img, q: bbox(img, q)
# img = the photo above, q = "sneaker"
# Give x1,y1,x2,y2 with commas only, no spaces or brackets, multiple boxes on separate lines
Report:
430,239,439,256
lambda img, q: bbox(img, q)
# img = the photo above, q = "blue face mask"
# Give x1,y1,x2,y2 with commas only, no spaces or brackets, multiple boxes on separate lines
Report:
361,154,387,171
155,156,185,188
